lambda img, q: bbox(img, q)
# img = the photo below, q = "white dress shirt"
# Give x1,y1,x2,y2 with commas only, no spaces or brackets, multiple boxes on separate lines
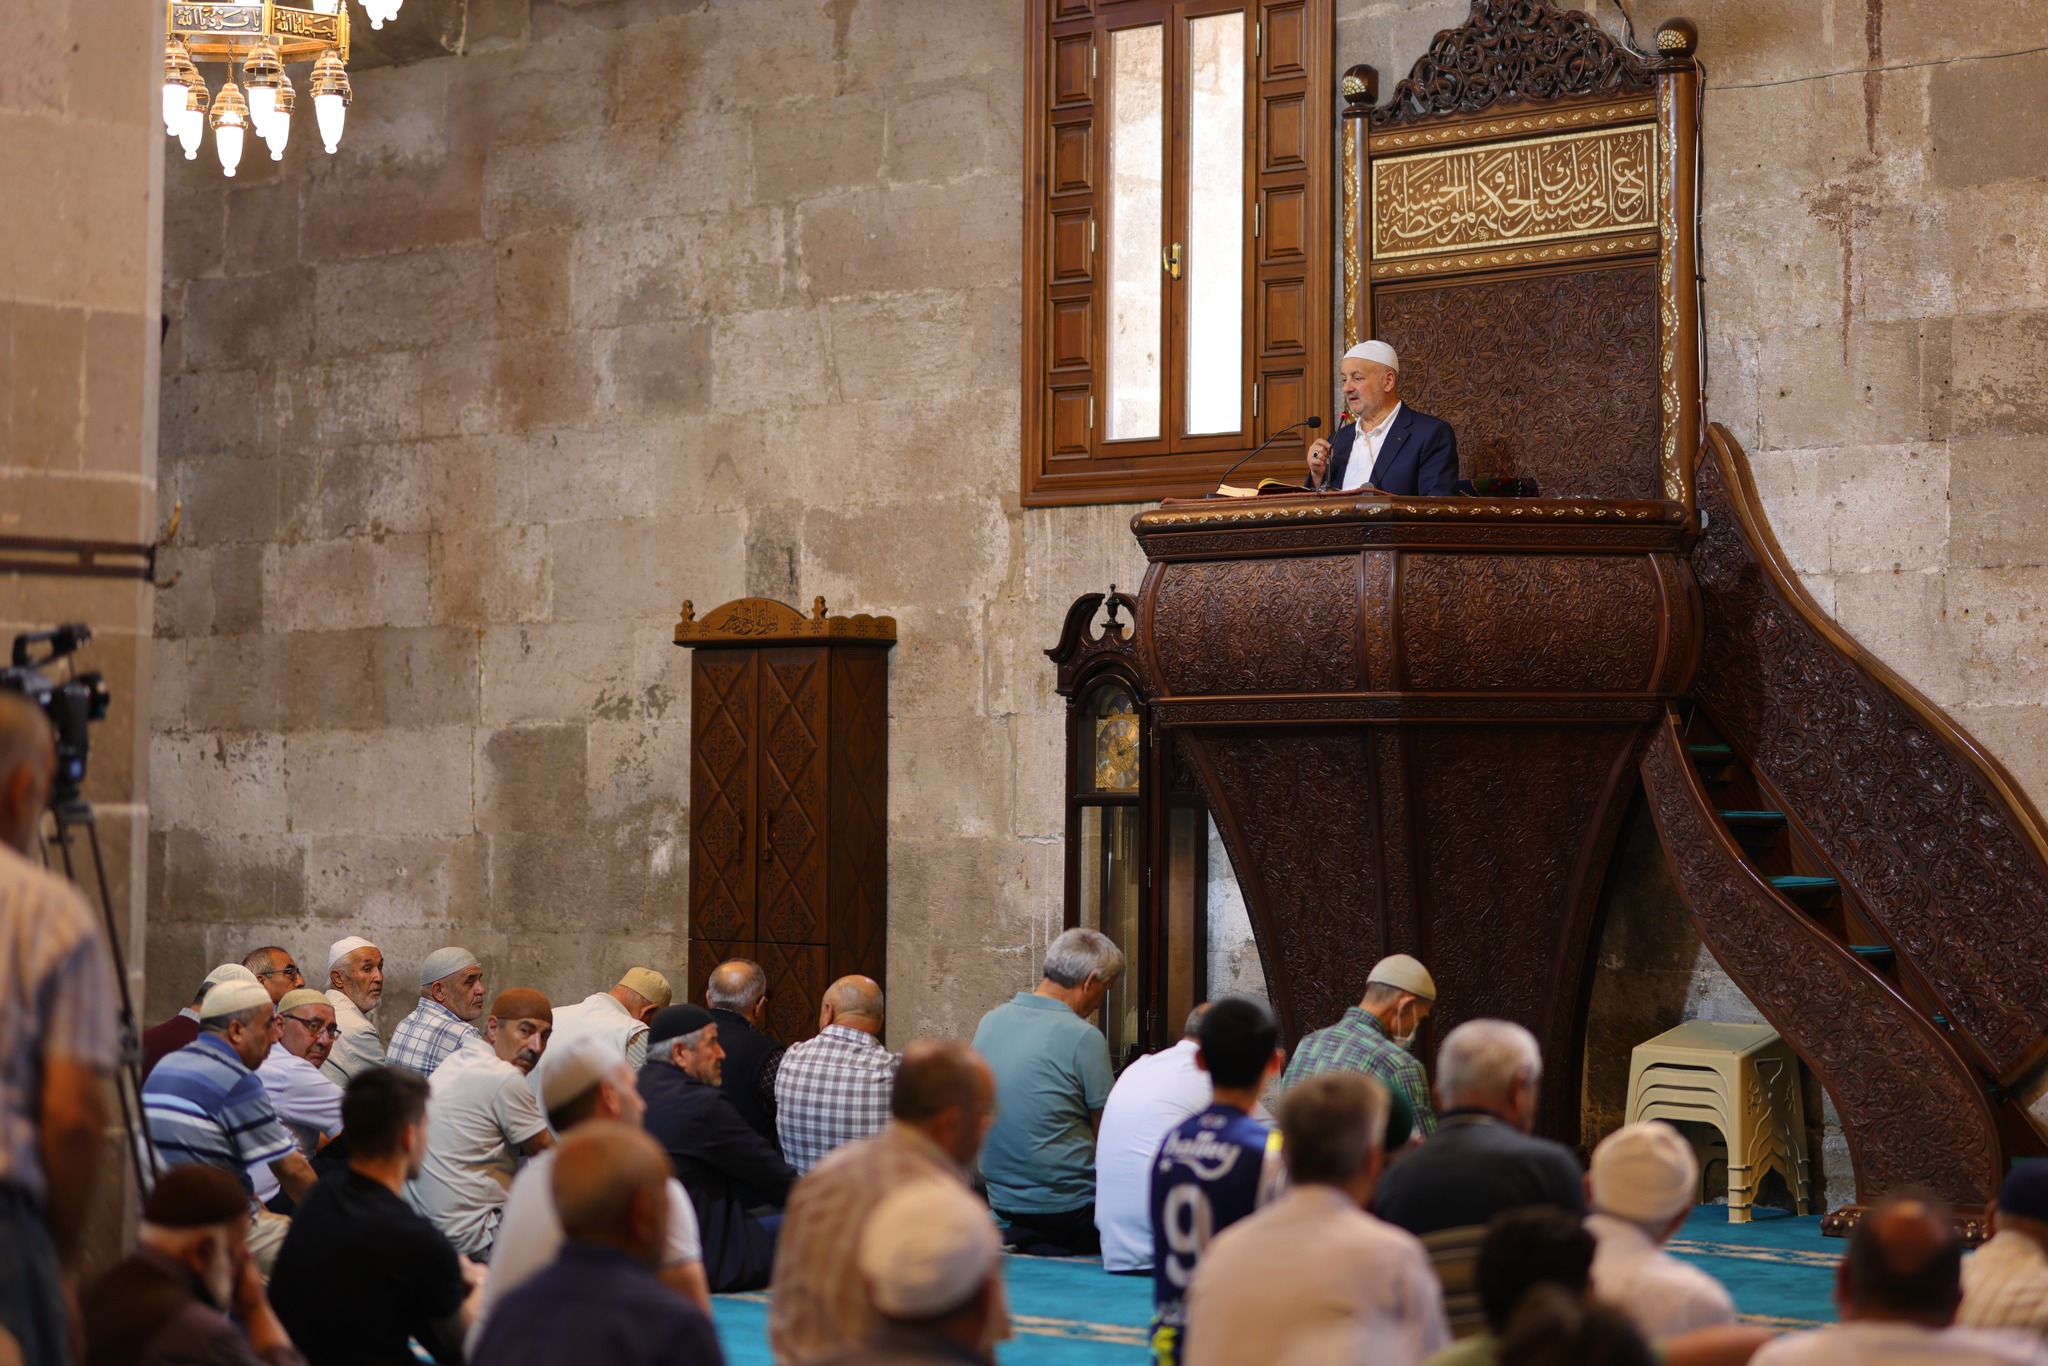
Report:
1186,1184,1449,1366
468,1144,703,1353
1752,1321,2048,1366
1095,1039,1213,1271
249,1042,343,1204
1586,1211,1736,1339
1336,402,1404,491
1964,1230,2048,1339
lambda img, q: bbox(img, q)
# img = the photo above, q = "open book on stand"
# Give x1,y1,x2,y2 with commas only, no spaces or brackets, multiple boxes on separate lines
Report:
1213,478,1319,499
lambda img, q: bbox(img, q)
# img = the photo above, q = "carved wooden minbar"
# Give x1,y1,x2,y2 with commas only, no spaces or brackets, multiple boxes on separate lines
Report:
1132,497,1699,1144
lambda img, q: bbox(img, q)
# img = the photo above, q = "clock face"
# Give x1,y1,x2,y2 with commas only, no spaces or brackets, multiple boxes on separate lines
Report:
1095,710,1140,793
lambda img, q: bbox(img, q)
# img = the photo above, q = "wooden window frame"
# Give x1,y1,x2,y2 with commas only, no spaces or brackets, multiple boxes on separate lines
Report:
1023,0,1333,507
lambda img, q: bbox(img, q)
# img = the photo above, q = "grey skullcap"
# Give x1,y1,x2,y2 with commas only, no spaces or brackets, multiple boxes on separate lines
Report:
419,946,480,987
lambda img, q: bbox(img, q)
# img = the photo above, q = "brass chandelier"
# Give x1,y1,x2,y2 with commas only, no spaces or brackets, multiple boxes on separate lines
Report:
162,0,403,177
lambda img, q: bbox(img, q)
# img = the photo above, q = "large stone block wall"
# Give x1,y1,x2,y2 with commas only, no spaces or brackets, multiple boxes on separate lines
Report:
153,0,2048,1158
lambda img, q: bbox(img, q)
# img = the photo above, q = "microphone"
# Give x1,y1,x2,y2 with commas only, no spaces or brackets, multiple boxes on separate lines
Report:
1208,416,1322,497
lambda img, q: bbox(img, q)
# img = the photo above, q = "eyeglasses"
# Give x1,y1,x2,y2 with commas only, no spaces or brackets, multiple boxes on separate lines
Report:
282,1015,339,1039
256,965,302,981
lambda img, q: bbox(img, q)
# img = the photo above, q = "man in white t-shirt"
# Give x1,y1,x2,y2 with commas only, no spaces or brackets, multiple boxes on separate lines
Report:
469,1037,708,1353
408,989,555,1260
1755,1195,2048,1366
250,988,344,1207
1586,1120,1735,1340
527,967,670,1105
1096,1005,1214,1272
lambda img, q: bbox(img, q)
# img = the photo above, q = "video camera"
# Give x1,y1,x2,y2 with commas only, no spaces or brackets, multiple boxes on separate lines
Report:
0,623,110,806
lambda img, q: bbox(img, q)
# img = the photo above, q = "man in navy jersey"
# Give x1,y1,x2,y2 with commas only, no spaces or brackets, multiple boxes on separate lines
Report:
1149,996,1286,1366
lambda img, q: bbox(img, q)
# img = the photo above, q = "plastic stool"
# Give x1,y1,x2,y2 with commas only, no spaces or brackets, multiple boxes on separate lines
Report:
1624,1021,1812,1223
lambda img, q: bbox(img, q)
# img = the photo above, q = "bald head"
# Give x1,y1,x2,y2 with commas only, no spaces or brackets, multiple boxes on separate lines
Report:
0,693,55,854
1841,1195,1963,1326
820,974,884,1036
706,959,767,1015
551,1121,672,1267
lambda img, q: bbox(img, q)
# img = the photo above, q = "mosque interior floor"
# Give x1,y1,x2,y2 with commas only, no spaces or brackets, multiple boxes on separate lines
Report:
708,1206,1837,1363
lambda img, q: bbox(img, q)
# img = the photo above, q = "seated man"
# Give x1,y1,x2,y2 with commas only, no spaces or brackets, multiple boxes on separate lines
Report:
407,990,554,1261
1149,997,1285,1366
270,1069,480,1366
470,1123,723,1366
1185,1073,1448,1366
1425,1205,1595,1366
1962,1162,2048,1338
142,979,316,1274
819,1181,1008,1366
321,936,386,1086
639,1003,797,1292
705,958,785,1148
1587,1122,1735,1340
528,967,670,1101
775,975,898,1174
388,947,490,1077
251,989,345,1213
1304,340,1458,496
770,1041,1000,1365
243,947,304,1006
970,926,1123,1256
472,1038,708,1352
1755,1194,2048,1366
1280,953,1438,1137
1097,1004,1215,1273
1371,1019,1584,1338
82,1164,305,1366
144,964,261,1079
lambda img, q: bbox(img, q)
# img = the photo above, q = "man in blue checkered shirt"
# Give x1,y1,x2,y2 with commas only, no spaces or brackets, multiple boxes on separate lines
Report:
388,946,492,1076
774,976,898,1174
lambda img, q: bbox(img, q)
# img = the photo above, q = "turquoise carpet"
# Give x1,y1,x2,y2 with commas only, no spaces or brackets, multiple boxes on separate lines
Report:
710,1207,1838,1363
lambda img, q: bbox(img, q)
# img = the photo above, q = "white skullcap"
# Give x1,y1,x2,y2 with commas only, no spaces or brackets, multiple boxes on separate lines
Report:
1591,1120,1699,1224
859,1181,1001,1319
538,1036,624,1114
1367,953,1436,1002
1342,339,1399,372
419,946,480,986
199,979,273,1020
327,936,377,972
205,963,260,989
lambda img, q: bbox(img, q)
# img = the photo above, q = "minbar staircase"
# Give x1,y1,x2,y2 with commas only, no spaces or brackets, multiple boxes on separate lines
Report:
1640,427,2048,1241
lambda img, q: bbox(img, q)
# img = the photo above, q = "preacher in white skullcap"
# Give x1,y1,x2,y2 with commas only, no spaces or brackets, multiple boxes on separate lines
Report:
327,935,377,972
1342,339,1399,372
1591,1120,1699,1225
419,945,480,987
204,962,260,990
1366,953,1436,1002
538,1036,624,1114
859,1181,1002,1319
199,978,273,1020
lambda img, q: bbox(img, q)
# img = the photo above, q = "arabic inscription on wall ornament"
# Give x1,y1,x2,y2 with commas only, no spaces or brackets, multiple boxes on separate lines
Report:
1372,123,1657,261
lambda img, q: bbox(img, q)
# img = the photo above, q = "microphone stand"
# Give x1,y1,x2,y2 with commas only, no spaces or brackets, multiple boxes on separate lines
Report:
1206,416,1321,497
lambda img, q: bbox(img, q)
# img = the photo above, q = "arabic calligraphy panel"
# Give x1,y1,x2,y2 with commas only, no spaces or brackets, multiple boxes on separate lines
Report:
1371,123,1656,261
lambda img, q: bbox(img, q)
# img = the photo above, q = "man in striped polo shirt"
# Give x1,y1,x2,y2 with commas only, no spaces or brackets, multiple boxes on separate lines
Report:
143,977,317,1274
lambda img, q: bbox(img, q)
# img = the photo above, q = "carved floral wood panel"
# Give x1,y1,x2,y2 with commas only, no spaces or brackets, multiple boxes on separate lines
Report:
1152,557,1360,695
690,654,755,943
1641,719,2003,1206
1400,553,1660,690
1375,264,1661,499
759,650,827,945
1694,447,2048,1085
1371,0,1653,127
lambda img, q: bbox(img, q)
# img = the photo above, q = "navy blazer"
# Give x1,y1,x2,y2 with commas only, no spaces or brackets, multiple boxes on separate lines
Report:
639,1058,797,1293
1325,405,1459,496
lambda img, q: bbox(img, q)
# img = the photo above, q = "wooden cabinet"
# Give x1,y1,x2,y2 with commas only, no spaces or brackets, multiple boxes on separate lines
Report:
675,597,894,1046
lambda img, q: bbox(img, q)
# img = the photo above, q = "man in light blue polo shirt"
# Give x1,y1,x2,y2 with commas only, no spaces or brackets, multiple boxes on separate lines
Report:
970,927,1124,1256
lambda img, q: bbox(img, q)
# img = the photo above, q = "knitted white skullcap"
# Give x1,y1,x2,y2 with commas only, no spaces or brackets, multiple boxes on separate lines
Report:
327,936,377,972
1591,1120,1699,1224
538,1036,624,1114
199,979,273,1020
859,1181,1001,1319
1366,953,1436,1002
1342,339,1399,372
205,963,260,989
419,946,480,987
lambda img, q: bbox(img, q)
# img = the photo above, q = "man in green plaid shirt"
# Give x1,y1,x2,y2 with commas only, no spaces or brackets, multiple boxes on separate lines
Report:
1277,954,1439,1137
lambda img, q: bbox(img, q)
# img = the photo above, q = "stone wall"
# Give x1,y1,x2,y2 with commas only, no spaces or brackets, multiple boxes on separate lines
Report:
152,0,2048,1183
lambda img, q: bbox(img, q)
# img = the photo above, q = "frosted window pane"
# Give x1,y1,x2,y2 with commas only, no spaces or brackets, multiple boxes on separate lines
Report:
1186,14,1244,436
1107,25,1164,442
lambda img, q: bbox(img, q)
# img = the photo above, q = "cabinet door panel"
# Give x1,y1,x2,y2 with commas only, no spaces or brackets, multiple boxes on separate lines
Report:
758,647,829,945
829,649,891,983
691,652,758,944
761,941,827,1045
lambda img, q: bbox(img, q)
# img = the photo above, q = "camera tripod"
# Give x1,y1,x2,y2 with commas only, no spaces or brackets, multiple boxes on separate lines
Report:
41,796,156,1194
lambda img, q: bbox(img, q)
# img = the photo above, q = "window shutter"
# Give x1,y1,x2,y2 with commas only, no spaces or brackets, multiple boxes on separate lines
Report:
1031,5,1102,470
1251,0,1329,444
